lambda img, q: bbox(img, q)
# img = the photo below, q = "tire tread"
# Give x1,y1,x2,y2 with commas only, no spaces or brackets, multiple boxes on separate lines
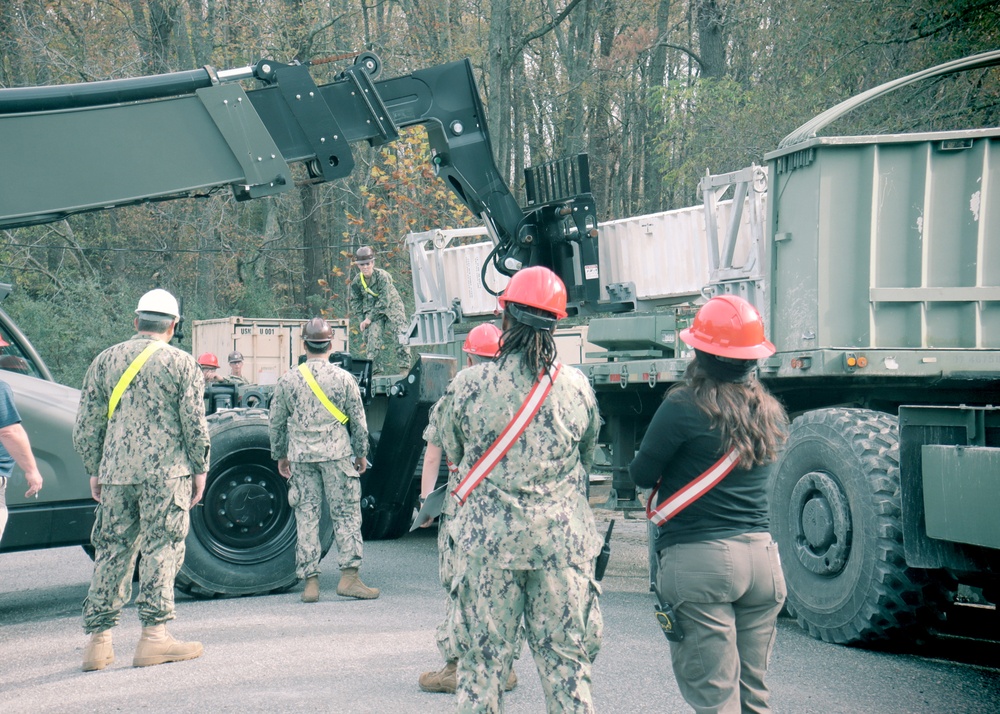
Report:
778,408,944,644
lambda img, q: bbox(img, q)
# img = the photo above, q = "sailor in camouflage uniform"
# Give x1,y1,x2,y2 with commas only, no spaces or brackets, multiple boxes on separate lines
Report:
269,317,378,602
416,323,518,695
74,288,211,672
225,350,250,385
428,267,604,713
348,245,411,373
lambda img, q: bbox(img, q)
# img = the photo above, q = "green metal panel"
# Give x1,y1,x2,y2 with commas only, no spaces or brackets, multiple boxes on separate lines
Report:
195,85,291,199
817,146,873,348
769,130,1000,355
979,138,1000,346
770,151,820,352
921,445,1000,549
585,312,682,355
1,91,267,224
923,142,979,347
871,143,925,348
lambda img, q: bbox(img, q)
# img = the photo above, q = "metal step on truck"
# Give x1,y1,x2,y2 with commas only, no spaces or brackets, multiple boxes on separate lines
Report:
404,52,1000,645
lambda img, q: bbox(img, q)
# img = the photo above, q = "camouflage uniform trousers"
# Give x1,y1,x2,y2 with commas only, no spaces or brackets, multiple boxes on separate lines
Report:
364,314,411,373
436,515,461,662
287,458,364,578
83,476,192,633
452,553,603,713
437,519,525,666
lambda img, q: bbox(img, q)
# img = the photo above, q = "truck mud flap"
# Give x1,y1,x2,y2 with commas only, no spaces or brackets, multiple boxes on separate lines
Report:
898,405,1000,573
360,354,456,540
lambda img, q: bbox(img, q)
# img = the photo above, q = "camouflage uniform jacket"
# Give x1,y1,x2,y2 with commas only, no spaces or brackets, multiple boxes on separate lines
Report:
269,358,368,463
73,335,211,484
349,267,406,323
429,358,603,570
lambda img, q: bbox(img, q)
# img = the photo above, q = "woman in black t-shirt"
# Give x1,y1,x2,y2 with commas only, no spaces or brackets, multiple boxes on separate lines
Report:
630,294,788,714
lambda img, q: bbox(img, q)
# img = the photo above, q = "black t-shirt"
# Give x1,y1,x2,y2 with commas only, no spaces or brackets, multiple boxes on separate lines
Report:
629,388,771,550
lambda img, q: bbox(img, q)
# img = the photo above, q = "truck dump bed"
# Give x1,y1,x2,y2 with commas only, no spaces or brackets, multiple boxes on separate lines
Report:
766,129,1000,354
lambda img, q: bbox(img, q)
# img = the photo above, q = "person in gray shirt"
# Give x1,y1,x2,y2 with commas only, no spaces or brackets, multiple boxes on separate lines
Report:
0,378,43,543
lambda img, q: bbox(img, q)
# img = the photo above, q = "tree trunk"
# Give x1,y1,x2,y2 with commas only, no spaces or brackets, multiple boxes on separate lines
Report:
487,0,515,182
642,0,672,212
695,0,726,78
300,185,324,309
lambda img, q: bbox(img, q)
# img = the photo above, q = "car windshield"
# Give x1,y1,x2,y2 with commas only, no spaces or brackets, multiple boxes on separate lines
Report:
0,324,42,378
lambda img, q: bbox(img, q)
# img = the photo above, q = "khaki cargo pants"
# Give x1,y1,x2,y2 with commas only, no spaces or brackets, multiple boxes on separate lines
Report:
656,532,786,714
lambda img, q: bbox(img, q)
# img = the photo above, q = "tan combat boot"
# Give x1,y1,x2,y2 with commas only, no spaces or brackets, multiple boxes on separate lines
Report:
336,567,380,599
132,624,204,667
504,667,518,691
419,660,457,693
82,630,114,672
302,575,320,603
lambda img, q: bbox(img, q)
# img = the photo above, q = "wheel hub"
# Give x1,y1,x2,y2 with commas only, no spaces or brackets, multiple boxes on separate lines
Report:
193,459,295,563
789,470,852,576
220,479,274,530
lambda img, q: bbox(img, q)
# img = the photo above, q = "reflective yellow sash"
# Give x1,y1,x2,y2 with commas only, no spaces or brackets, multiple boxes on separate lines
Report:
297,363,349,424
108,341,165,419
359,273,379,297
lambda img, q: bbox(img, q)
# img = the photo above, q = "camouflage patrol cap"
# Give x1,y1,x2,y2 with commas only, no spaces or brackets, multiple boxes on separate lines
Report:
354,246,375,264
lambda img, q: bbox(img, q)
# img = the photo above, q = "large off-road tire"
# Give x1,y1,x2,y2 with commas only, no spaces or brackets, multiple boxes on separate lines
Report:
770,408,941,644
176,409,333,598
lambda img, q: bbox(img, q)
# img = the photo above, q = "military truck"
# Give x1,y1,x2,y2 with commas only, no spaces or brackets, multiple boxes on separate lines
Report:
0,52,576,596
580,52,1000,645
404,51,1000,645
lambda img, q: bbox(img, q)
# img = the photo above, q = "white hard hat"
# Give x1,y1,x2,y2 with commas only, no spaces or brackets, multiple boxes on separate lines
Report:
135,289,180,319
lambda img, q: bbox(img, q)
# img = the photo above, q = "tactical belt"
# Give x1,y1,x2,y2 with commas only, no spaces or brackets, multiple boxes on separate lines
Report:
108,341,165,419
646,447,739,526
452,362,561,505
298,363,349,424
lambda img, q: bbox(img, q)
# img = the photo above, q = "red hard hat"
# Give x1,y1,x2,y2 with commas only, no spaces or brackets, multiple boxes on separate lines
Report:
680,295,775,360
197,352,220,368
497,266,568,319
462,323,503,358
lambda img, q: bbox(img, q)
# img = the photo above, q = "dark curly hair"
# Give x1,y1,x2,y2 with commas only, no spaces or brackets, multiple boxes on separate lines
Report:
669,353,789,469
496,306,558,375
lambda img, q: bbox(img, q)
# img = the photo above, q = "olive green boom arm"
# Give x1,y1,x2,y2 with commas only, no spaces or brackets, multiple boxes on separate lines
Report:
0,54,525,257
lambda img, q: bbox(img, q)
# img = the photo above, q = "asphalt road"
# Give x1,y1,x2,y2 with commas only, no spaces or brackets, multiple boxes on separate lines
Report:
1,511,998,713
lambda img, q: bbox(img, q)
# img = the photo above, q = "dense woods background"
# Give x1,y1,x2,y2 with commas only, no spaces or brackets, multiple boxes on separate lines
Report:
1,0,998,386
